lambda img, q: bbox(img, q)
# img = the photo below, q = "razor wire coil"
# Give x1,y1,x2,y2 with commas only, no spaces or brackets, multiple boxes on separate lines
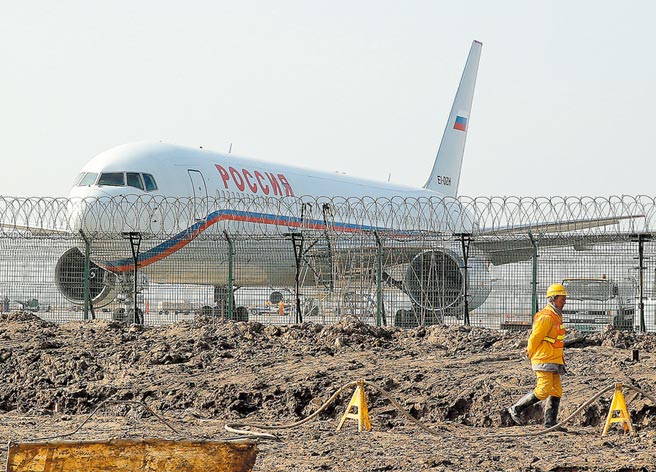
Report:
0,195,653,241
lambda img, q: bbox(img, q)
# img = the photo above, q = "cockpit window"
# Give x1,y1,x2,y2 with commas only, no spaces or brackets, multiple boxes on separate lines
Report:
77,172,98,186
98,172,125,186
126,172,144,190
78,171,156,191
142,173,158,191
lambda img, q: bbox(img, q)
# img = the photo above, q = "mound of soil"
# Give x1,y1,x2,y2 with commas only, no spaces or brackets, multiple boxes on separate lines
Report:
2,312,656,471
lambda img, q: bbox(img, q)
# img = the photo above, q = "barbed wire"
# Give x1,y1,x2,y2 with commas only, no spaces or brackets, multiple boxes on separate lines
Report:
0,195,652,240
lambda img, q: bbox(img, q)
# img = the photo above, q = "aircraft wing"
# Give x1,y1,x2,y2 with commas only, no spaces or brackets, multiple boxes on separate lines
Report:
473,233,638,266
473,214,644,266
0,223,74,236
316,213,645,270
478,214,643,236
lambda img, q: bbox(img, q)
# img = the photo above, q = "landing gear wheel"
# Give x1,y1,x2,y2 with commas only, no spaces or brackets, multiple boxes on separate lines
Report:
112,308,126,322
201,305,215,317
395,309,418,328
235,306,249,322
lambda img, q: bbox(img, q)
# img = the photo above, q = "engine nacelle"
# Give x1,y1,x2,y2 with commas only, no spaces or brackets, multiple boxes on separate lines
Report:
55,247,119,307
404,247,491,316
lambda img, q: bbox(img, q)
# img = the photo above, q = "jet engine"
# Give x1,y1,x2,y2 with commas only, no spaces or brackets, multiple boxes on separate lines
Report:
55,247,119,307
404,247,491,318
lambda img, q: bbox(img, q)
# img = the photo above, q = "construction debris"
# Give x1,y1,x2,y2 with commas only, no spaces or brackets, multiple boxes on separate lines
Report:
2,312,656,470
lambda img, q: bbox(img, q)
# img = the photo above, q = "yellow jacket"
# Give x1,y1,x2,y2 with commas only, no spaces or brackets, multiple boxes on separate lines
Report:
527,304,566,365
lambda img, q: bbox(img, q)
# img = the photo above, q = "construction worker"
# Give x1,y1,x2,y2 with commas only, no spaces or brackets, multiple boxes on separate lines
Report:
278,299,285,316
507,283,568,429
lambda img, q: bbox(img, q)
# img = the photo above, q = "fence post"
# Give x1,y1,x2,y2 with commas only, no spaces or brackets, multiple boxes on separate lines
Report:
224,230,234,320
632,233,651,333
374,231,385,327
122,231,142,324
321,203,335,291
80,230,91,321
458,233,472,326
290,232,304,324
529,232,538,317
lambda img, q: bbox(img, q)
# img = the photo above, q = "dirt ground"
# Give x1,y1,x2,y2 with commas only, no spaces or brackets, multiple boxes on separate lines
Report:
2,311,656,471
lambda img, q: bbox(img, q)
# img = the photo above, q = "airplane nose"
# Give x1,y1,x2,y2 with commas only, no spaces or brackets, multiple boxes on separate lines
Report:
68,187,116,199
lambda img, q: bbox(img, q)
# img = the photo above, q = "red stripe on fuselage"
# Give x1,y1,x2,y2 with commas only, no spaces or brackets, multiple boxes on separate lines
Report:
101,213,358,272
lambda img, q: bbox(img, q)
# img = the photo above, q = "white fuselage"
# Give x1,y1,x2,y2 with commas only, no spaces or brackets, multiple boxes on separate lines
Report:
65,142,476,286
70,142,449,200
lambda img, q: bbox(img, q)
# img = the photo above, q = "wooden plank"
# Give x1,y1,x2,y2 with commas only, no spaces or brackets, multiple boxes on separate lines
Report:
6,439,257,472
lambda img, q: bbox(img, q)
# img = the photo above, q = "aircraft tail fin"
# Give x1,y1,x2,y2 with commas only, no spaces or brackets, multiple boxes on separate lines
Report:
423,40,482,196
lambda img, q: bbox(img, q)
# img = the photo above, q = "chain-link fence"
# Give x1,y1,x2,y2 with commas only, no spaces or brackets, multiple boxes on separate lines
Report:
1,195,655,331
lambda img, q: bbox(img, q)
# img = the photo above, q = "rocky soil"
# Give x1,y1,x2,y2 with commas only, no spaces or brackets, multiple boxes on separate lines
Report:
2,311,656,471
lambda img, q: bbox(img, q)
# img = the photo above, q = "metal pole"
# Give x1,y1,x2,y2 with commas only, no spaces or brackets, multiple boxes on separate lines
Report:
529,232,539,317
122,232,142,324
224,230,234,320
321,203,335,291
637,234,648,333
458,233,471,326
374,232,385,327
291,233,304,324
80,230,91,321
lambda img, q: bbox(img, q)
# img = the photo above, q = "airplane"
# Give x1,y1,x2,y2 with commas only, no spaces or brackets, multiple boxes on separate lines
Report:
6,40,640,325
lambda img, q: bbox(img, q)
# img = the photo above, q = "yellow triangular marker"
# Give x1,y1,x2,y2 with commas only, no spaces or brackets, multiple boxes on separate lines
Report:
602,383,636,436
337,380,372,432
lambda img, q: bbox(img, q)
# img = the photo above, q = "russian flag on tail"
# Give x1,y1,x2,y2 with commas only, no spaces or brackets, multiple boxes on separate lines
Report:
453,115,467,132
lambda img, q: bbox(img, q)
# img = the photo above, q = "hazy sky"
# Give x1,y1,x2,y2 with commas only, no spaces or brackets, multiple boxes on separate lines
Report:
1,1,654,197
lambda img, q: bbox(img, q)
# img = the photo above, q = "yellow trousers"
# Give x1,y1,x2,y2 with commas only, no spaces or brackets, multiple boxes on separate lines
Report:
533,371,562,400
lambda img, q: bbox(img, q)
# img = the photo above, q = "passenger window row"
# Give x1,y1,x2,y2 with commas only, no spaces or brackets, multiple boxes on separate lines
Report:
75,172,158,191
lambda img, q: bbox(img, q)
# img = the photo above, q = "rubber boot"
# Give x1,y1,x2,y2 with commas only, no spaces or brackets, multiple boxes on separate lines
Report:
508,392,540,425
544,396,567,431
